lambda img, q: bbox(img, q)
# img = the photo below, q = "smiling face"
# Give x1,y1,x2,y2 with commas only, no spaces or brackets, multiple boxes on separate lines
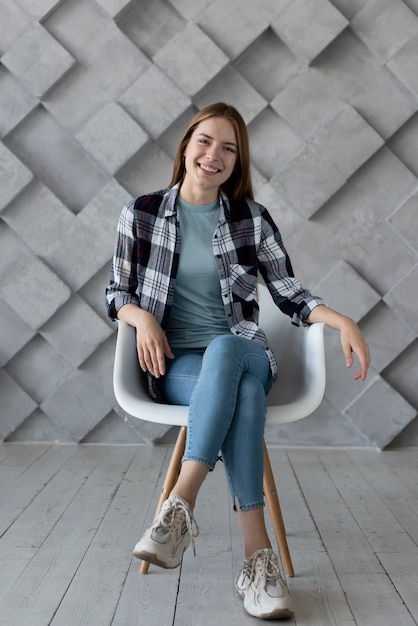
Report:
180,116,238,204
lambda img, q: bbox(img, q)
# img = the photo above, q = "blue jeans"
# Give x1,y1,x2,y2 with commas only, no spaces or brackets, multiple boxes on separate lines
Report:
160,334,273,511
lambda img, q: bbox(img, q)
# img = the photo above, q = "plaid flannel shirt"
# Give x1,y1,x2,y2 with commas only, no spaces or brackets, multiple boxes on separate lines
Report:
106,184,325,379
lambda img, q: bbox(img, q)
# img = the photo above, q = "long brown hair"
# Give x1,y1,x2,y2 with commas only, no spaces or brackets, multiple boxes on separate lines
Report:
169,102,254,201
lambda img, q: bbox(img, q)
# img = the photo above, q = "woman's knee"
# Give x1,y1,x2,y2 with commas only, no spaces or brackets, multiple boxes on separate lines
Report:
203,334,262,369
203,335,272,393
204,334,240,358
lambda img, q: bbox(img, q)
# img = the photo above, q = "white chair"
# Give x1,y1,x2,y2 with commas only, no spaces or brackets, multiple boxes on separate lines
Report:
113,282,326,576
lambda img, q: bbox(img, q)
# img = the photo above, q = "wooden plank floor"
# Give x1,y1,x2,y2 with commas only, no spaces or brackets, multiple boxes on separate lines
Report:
1,443,417,626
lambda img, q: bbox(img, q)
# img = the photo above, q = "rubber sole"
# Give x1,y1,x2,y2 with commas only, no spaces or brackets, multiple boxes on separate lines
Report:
238,590,294,620
133,548,182,570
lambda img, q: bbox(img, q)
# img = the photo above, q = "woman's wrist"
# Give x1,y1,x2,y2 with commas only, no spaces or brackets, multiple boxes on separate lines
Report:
307,304,352,331
117,303,153,329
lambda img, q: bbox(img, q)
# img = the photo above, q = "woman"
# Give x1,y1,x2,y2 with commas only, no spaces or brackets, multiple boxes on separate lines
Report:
106,103,370,620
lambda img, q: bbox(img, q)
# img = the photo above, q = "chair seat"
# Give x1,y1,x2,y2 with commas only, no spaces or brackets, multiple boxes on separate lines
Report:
113,282,325,427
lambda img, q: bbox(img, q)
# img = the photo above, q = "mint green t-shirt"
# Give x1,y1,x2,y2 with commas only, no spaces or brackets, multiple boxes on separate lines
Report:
166,196,230,348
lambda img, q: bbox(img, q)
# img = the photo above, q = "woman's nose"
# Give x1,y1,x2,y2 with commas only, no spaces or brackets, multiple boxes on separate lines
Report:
206,144,220,159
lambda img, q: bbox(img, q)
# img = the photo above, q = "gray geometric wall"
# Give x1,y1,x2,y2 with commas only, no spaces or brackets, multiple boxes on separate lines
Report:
1,0,417,448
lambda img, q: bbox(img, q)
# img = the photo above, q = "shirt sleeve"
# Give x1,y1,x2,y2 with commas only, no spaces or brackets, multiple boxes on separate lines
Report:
257,204,326,326
105,199,140,320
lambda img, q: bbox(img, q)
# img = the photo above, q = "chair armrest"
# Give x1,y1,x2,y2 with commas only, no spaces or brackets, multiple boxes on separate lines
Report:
113,321,188,426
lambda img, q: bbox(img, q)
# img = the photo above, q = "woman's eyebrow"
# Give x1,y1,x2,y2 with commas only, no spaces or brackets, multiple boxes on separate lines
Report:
197,132,237,147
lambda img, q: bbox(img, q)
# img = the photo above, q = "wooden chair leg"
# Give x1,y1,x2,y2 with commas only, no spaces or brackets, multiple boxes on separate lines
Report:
140,426,187,574
263,442,294,577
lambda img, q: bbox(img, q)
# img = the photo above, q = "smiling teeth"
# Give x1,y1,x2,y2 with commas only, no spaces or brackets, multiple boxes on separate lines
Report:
200,164,219,173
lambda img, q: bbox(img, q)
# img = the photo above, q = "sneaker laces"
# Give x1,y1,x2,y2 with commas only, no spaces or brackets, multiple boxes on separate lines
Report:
239,549,281,591
160,497,200,556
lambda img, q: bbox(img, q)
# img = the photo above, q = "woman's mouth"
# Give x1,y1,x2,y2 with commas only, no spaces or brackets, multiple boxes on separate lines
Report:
199,163,220,174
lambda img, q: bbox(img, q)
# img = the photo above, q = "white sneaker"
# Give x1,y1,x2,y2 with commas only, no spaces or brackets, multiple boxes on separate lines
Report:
235,548,293,620
133,495,199,569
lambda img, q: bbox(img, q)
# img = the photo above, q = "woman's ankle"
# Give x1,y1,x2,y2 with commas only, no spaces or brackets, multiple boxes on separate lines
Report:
244,541,272,560
170,491,195,510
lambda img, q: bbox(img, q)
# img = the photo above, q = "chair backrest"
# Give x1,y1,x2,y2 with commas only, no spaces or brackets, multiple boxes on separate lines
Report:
113,282,326,427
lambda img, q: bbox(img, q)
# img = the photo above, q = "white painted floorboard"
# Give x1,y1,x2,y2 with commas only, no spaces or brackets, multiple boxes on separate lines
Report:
0,443,417,626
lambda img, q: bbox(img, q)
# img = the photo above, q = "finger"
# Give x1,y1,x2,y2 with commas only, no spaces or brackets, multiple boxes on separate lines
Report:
137,344,157,376
152,354,165,378
353,369,363,381
149,344,167,378
137,348,148,374
354,349,370,381
342,342,353,369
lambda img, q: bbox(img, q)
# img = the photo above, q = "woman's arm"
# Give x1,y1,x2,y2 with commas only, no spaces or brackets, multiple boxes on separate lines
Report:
255,205,371,380
106,201,141,320
117,303,174,378
307,304,371,381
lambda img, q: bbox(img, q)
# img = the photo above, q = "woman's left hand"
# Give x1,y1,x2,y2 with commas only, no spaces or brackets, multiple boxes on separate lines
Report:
307,304,371,381
339,317,371,381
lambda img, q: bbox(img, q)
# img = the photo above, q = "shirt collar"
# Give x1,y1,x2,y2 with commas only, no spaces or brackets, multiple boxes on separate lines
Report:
163,184,231,223
162,184,180,217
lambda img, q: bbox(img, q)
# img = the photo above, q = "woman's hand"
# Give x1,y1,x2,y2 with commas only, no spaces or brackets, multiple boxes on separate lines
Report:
307,305,371,381
117,304,174,377
339,317,371,381
135,311,174,378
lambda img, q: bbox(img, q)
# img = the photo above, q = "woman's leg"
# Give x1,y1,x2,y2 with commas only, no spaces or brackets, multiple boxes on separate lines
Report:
170,460,209,509
133,350,207,569
161,336,272,516
220,371,272,557
157,340,292,619
220,372,268,511
236,507,272,559
160,349,209,508
183,335,272,472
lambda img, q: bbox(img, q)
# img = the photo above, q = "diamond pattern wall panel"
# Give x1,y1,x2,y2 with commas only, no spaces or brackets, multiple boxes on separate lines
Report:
2,23,76,98
0,0,417,447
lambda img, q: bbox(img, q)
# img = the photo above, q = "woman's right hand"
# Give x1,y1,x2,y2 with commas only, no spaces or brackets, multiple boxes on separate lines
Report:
135,310,174,377
117,304,174,377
